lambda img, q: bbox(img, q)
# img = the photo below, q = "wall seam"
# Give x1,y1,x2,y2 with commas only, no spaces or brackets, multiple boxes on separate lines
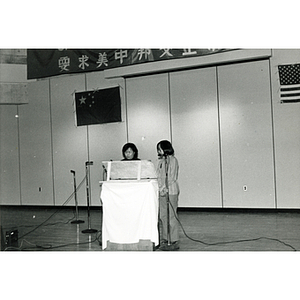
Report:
216,66,224,208
17,105,22,205
49,78,56,205
84,74,90,162
268,53,278,208
124,78,129,142
168,73,173,142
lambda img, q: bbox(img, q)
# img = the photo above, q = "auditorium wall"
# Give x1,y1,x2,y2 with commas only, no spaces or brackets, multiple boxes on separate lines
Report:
1,49,300,208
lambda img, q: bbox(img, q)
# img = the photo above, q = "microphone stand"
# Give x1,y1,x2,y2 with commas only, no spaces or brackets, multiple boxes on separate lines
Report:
164,155,171,246
82,161,98,234
70,170,85,224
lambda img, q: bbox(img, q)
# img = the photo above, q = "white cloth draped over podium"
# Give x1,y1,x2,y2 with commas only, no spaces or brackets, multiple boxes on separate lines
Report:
101,180,159,249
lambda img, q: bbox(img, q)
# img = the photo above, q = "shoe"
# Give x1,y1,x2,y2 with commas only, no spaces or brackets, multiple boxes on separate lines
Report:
170,241,179,251
153,244,160,251
160,241,179,251
156,240,167,251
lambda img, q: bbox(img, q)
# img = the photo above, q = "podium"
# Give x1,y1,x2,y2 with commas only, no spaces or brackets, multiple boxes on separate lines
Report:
100,160,159,251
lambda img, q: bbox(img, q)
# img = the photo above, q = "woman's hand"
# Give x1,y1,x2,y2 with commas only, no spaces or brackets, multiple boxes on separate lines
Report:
159,186,168,197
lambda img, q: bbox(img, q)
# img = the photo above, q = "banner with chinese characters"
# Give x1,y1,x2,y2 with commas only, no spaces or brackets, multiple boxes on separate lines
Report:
27,49,231,79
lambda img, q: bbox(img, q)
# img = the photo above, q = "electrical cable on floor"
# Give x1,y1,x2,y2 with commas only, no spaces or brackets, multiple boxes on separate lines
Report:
5,180,296,251
24,234,100,251
3,173,104,251
4,217,78,232
169,200,297,251
30,230,102,251
4,220,71,231
17,174,87,241
4,234,100,251
3,238,38,251
4,222,102,251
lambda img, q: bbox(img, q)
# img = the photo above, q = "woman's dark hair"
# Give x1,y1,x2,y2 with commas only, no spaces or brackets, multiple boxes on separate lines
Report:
157,140,174,156
122,142,139,160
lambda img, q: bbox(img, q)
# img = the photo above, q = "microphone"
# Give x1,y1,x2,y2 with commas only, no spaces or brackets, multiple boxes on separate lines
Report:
70,170,75,174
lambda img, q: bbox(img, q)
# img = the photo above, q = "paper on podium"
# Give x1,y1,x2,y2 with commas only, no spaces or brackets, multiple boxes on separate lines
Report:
102,160,157,181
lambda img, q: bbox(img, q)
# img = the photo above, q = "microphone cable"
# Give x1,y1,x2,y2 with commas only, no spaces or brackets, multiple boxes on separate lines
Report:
17,174,87,240
4,231,102,251
168,199,297,251
4,174,102,251
20,230,102,251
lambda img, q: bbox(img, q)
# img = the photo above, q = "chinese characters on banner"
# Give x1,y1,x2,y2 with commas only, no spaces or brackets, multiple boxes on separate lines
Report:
27,48,231,79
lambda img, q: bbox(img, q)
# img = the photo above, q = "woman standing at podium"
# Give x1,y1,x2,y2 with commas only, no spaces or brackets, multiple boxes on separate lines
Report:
156,140,180,251
121,143,140,161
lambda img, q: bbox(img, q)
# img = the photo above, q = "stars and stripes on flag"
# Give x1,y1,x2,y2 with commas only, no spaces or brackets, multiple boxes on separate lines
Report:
75,86,121,126
278,63,300,103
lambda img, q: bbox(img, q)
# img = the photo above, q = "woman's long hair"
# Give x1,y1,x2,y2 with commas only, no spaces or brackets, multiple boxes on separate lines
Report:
157,140,174,156
122,142,139,160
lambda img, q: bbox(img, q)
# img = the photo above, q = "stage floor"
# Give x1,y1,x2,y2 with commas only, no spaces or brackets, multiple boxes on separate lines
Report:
1,205,300,251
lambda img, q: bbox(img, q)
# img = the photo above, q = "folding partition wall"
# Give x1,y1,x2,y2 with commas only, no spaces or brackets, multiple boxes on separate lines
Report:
0,56,282,208
170,67,222,207
19,79,53,205
126,73,171,165
218,60,275,208
125,60,275,208
0,105,20,205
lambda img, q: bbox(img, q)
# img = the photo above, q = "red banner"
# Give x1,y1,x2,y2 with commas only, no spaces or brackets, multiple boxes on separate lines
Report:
27,48,232,79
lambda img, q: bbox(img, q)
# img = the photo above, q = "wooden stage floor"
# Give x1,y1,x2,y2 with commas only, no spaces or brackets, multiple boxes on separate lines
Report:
1,205,300,251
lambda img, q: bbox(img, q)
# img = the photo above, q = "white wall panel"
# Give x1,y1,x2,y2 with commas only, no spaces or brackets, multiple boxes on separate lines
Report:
218,60,275,208
126,74,171,164
170,67,222,207
86,72,127,206
50,75,87,206
270,49,300,208
0,105,20,205
19,80,53,205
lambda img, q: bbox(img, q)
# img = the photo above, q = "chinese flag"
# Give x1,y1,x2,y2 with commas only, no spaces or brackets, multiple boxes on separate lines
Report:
75,87,121,126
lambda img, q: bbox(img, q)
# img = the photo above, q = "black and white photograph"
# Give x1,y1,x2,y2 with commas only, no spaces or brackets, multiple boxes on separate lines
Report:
1,2,299,299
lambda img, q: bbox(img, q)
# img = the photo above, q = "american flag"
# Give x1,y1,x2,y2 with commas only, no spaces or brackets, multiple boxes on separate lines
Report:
278,64,300,103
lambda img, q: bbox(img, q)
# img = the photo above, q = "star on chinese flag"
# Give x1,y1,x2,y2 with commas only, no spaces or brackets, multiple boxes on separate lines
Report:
75,87,121,126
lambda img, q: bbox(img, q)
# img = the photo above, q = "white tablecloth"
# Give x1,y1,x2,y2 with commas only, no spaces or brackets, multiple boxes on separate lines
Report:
100,180,159,249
